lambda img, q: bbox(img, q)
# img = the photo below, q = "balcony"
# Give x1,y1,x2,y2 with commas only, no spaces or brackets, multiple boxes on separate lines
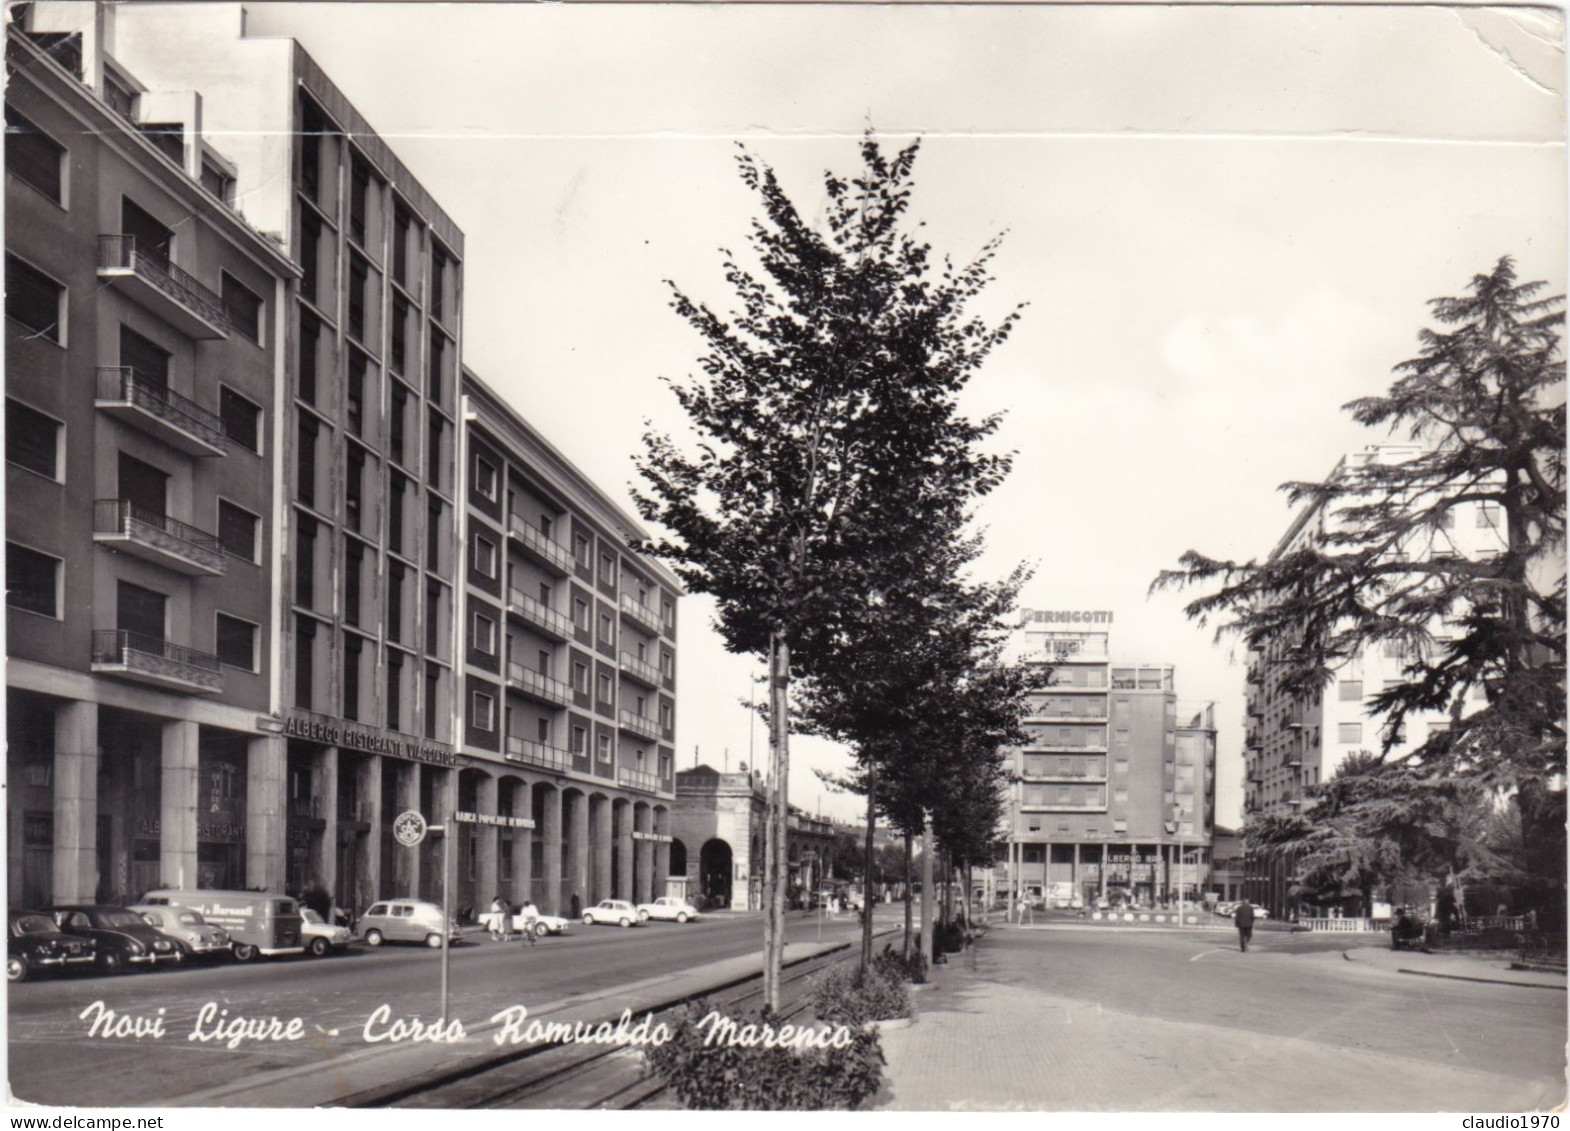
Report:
619,650,661,689
618,766,662,794
619,593,662,637
505,736,573,773
504,661,572,708
97,236,231,339
1022,737,1109,754
1025,705,1109,723
507,516,573,577
1020,768,1109,783
504,589,572,642
1019,801,1110,814
93,500,225,576
91,629,222,693
96,367,228,457
619,709,659,742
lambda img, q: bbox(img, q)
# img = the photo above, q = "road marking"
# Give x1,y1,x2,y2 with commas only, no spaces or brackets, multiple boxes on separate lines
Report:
1190,948,1231,962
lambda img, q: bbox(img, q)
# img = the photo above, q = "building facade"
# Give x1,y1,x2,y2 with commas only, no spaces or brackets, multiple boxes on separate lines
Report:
1242,442,1507,916
995,610,1217,908
6,1,682,920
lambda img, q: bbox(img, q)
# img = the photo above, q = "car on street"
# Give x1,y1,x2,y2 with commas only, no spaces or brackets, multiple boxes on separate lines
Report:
46,905,182,972
582,899,643,928
8,909,96,982
299,907,354,955
139,889,305,961
128,905,232,961
637,897,701,924
526,912,572,937
358,899,463,948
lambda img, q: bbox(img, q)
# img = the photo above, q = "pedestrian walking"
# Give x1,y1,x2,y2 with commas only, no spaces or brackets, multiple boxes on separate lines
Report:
1234,897,1256,952
490,894,512,942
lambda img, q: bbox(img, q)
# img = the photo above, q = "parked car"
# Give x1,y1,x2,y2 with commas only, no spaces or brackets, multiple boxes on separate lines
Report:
128,905,232,961
525,912,572,938
8,909,96,982
637,897,701,924
299,907,354,956
139,889,304,962
46,905,181,973
582,899,642,928
358,900,462,948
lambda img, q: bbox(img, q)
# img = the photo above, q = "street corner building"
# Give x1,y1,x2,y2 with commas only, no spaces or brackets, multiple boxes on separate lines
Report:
5,1,683,921
987,610,1219,912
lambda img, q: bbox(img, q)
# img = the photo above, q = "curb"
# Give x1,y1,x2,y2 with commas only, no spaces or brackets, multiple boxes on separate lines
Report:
1341,948,1566,991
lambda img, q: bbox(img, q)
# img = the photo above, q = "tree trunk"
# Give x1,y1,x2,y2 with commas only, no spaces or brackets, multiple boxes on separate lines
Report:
903,831,913,961
764,632,791,1011
861,766,876,972
921,816,934,965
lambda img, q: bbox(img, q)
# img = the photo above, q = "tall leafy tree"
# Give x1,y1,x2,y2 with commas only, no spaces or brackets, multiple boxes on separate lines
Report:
1155,257,1565,910
635,135,1022,1005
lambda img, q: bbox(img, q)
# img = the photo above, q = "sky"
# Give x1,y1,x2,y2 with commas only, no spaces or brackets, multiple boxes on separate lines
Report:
243,2,1567,828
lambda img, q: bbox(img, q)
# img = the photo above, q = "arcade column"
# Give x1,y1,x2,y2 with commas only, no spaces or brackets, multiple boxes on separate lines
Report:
159,720,199,889
246,733,287,893
52,701,99,903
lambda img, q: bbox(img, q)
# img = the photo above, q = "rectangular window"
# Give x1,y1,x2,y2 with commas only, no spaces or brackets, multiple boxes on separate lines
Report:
200,160,233,205
6,543,59,617
598,671,613,703
572,726,587,754
424,667,440,739
389,473,406,555
599,612,614,644
393,205,412,289
221,274,262,343
473,612,496,656
599,552,614,582
390,383,408,466
386,650,404,731
391,296,408,374
295,516,317,608
6,106,64,204
5,399,60,479
597,733,612,762
537,717,550,743
294,616,315,710
431,247,448,323
218,500,260,562
574,534,591,569
425,580,442,655
471,691,495,732
299,213,321,306
342,634,362,721
475,534,497,579
346,351,366,437
427,411,443,489
219,386,261,452
1338,722,1362,744
428,327,445,402
1338,680,1363,702
1477,503,1501,529
345,446,365,533
573,661,589,693
5,255,64,343
344,540,364,626
216,613,257,671
573,597,590,631
349,157,370,246
298,313,320,404
348,255,368,343
121,197,173,270
387,563,405,643
427,500,442,570
474,456,497,501
297,416,318,507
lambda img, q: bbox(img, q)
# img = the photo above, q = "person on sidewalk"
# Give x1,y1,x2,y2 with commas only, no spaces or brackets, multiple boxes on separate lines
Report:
1234,897,1256,952
490,895,512,942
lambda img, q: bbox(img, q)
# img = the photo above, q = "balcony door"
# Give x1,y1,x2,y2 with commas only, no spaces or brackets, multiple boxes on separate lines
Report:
118,452,168,517
119,326,170,390
121,197,173,271
117,580,166,643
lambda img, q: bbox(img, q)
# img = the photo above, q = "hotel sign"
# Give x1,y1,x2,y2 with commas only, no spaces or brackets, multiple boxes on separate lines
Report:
281,715,462,767
1023,610,1114,625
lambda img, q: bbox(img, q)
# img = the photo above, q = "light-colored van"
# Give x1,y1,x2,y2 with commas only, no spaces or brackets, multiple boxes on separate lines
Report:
139,889,304,961
358,899,461,948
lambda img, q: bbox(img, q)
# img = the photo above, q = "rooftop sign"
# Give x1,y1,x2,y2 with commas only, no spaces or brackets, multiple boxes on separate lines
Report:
1022,610,1114,625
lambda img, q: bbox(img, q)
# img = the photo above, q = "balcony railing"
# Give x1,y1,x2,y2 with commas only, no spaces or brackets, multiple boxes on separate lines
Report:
505,737,574,773
98,235,231,338
507,516,573,576
96,367,228,456
619,593,662,637
1021,768,1108,782
505,661,572,707
619,709,659,741
91,629,222,692
619,651,662,688
618,767,662,794
93,499,225,575
505,589,572,641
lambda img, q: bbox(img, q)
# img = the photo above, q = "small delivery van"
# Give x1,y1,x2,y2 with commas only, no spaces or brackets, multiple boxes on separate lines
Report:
140,889,304,961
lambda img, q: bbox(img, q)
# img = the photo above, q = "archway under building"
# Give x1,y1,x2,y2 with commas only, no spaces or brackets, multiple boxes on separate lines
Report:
699,838,732,908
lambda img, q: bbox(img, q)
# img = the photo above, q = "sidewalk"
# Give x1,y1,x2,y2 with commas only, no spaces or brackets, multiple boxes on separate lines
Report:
1343,946,1567,990
874,939,1562,1111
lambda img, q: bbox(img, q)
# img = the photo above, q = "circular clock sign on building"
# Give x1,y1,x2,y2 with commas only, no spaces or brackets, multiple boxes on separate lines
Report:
393,809,428,848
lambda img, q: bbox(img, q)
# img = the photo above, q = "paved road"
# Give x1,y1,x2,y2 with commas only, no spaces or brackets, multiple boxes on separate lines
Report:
7,907,887,1107
879,925,1567,1111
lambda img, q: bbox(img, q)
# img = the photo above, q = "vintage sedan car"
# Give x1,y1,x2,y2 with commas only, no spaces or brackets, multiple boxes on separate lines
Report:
8,909,96,982
299,907,354,956
358,899,463,948
581,899,643,928
46,905,181,972
637,897,701,924
525,912,571,938
129,905,232,961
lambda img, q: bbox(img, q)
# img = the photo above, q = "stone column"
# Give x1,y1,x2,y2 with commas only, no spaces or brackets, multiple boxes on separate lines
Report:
475,774,499,908
1099,842,1107,898
1072,842,1081,901
540,785,562,916
53,701,99,903
634,805,653,905
315,746,339,899
159,721,200,889
433,766,458,911
512,780,533,906
617,801,636,903
567,792,590,915
360,756,383,913
652,807,670,902
593,796,614,904
393,760,420,896
246,733,287,893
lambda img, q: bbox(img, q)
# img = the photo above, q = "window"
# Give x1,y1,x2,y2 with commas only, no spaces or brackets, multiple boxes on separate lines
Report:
1477,503,1501,529
344,540,364,626
294,616,315,710
393,205,412,289
660,650,673,678
221,274,262,343
386,650,404,731
346,351,365,437
599,612,614,644
427,500,442,570
389,473,406,554
474,456,497,501
298,314,320,404
387,563,405,643
295,516,317,608
597,671,613,703
390,383,408,465
424,667,440,739
573,597,590,632
219,387,261,452
297,416,318,507
391,296,408,374
473,612,496,656
599,552,614,582
299,213,321,305
1338,722,1362,744
537,717,550,743
474,534,497,579
1439,509,1456,529
6,255,64,343
425,580,442,654
1338,680,1362,702
573,662,588,693
431,246,448,323
572,726,587,754
121,197,173,269
660,702,673,731
218,500,260,562
348,254,368,342
471,691,495,732
200,160,234,206
6,543,59,617
6,106,64,204
342,634,363,720
662,597,674,630
5,400,60,479
574,533,591,568
349,157,370,246
427,411,443,489
597,733,612,762
345,446,365,533
428,327,445,402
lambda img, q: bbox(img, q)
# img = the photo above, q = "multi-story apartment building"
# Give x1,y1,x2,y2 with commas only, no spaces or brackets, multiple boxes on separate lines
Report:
997,610,1217,908
8,1,681,920
1242,442,1506,915
5,13,297,906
